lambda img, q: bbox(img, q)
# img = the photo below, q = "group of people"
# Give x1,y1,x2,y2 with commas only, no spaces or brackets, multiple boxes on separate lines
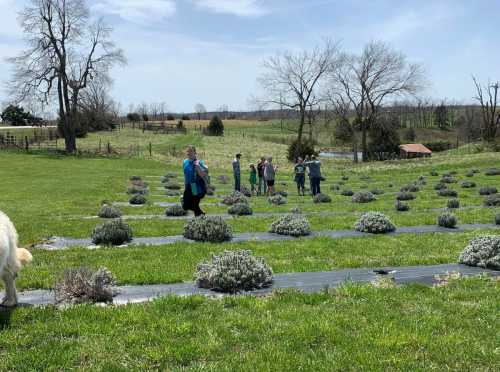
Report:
233,154,277,196
181,145,323,218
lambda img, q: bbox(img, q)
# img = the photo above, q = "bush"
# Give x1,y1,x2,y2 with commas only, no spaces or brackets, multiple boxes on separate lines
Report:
287,138,317,162
396,192,416,201
461,181,476,188
273,190,288,197
368,115,400,160
430,170,439,176
184,216,232,242
334,118,354,143
164,182,181,190
352,191,375,203
484,168,500,176
206,115,224,136
166,114,175,121
447,199,460,209
54,267,117,304
165,204,188,217
129,175,142,181
458,236,500,269
437,189,458,197
434,183,448,191
395,200,410,212
437,213,457,228
495,214,500,225
290,207,302,214
400,184,419,193
354,212,396,234
479,187,498,195
370,189,385,195
423,141,452,152
240,186,252,197
98,205,122,219
228,203,253,216
195,250,273,293
440,176,457,184
129,194,147,205
182,115,191,121
269,214,311,236
340,189,354,196
483,194,500,206
268,194,287,205
91,220,133,245
465,171,474,177
127,185,148,195
165,190,181,197
222,191,248,206
313,193,331,203
341,175,349,181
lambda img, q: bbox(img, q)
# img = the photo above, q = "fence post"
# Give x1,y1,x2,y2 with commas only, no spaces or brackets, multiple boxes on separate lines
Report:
99,139,102,152
149,142,152,157
107,141,111,154
25,136,29,152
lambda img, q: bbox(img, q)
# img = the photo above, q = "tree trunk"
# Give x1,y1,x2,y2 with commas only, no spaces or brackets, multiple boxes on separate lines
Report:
361,119,367,162
297,108,306,144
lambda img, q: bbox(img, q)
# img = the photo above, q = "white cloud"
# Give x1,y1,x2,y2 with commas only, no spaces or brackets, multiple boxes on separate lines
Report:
192,0,268,17
92,0,176,24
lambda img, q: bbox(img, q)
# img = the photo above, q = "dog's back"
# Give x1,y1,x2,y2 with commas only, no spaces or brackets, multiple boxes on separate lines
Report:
0,211,25,273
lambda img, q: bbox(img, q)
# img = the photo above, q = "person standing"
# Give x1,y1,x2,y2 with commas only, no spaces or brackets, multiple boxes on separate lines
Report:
182,145,207,216
264,157,276,196
232,153,241,192
294,157,306,196
305,155,322,196
249,164,257,195
257,157,266,196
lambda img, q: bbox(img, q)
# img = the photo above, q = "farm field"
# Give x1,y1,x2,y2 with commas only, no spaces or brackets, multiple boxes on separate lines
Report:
1,142,499,370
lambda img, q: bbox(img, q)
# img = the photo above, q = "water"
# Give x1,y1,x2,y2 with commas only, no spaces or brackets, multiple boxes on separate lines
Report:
319,151,363,160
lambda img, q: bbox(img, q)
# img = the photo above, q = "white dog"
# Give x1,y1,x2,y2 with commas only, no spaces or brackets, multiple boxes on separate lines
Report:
0,211,32,307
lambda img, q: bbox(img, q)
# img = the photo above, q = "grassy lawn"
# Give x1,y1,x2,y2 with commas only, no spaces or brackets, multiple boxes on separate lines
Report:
1,143,499,370
0,277,498,370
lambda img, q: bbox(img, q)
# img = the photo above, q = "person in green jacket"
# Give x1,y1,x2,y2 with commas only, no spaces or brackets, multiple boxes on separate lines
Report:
249,164,257,195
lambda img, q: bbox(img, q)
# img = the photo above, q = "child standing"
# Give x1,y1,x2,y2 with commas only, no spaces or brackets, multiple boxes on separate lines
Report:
249,164,257,195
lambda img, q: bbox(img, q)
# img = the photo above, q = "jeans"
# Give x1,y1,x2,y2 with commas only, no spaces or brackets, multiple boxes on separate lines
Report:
295,174,305,194
311,177,321,196
234,174,241,192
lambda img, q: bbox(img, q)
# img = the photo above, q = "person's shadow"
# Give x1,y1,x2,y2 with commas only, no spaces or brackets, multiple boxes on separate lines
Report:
0,303,33,330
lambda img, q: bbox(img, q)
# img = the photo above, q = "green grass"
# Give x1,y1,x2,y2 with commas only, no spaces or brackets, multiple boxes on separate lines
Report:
1,277,498,370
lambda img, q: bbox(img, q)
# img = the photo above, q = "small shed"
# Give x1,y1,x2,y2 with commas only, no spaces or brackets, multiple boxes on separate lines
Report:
399,144,432,159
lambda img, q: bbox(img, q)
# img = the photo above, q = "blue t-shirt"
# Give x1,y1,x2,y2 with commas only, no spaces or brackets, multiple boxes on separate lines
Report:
183,159,207,185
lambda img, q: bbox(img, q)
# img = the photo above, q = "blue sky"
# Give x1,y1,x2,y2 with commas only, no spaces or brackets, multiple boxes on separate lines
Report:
0,0,499,114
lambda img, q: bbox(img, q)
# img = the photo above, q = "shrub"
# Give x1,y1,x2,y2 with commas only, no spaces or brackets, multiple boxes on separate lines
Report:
165,204,188,217
495,213,500,225
447,199,460,209
400,184,419,193
268,194,287,205
129,194,147,205
430,170,439,176
130,179,148,188
465,171,474,177
458,236,500,269
341,175,349,181
423,141,452,152
98,205,122,219
354,212,396,234
370,189,385,195
440,176,457,184
290,207,302,214
434,183,448,190
479,187,498,195
273,190,288,197
184,216,232,242
222,191,248,206
164,182,181,190
240,186,252,197
129,175,142,181
437,213,457,228
287,138,317,162
334,117,354,143
313,193,331,203
165,190,180,197
461,181,476,188
206,185,215,196
182,115,191,121
484,168,500,176
352,191,375,203
91,220,133,245
484,194,500,206
54,267,117,304
207,115,224,136
228,203,253,216
395,200,410,212
437,189,458,197
396,192,416,201
340,189,354,196
269,214,311,236
195,250,273,293
127,185,148,195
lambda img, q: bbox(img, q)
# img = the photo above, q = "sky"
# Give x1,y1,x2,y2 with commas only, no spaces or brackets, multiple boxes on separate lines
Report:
0,0,499,114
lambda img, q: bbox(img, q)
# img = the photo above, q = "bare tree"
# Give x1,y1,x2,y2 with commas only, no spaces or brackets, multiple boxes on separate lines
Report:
7,0,125,153
194,103,206,120
258,39,340,143
78,75,119,131
329,41,425,160
472,76,500,141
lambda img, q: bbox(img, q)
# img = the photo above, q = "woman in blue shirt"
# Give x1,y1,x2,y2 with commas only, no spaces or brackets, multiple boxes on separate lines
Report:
182,145,208,216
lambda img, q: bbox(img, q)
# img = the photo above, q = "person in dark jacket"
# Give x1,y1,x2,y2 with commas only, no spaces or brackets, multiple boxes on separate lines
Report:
305,155,322,196
257,157,266,196
182,145,208,216
232,153,241,191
